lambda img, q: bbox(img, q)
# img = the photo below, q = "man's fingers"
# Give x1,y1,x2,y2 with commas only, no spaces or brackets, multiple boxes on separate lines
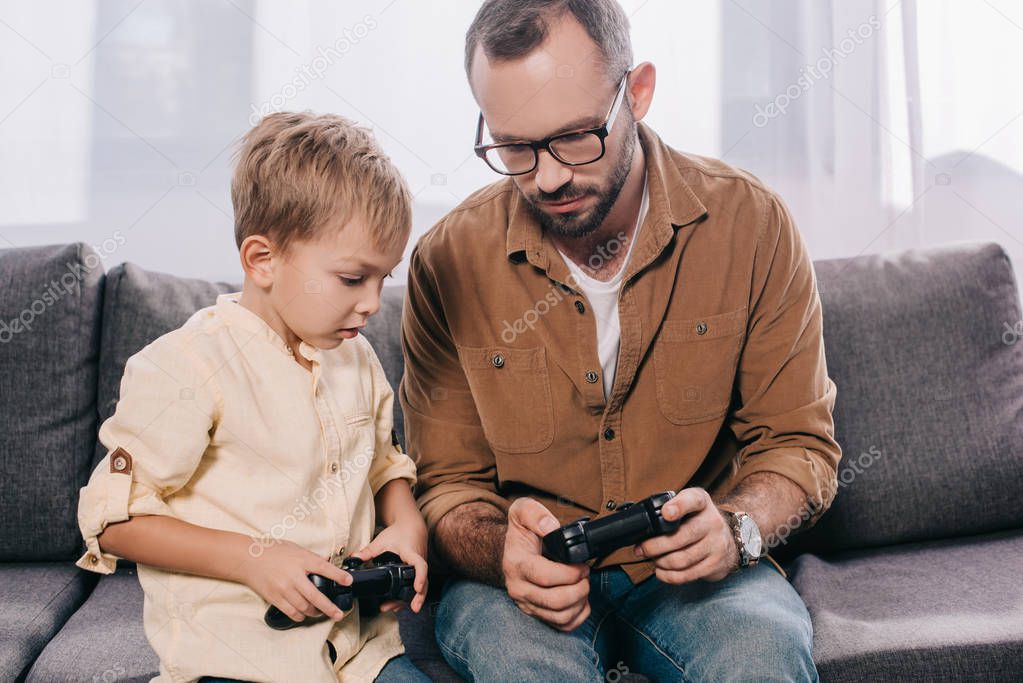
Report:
515,577,589,613
508,497,561,538
636,512,711,558
651,540,713,572
655,554,718,585
660,487,709,521
516,554,588,587
527,600,591,632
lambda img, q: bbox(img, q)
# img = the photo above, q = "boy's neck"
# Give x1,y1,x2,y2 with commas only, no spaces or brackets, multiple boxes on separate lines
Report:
237,281,313,371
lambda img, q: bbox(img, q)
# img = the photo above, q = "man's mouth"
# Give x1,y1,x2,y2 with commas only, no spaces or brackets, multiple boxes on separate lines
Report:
539,194,590,214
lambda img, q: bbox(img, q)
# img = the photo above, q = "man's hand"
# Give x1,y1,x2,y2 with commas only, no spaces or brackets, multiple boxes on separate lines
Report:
634,487,740,584
503,498,591,632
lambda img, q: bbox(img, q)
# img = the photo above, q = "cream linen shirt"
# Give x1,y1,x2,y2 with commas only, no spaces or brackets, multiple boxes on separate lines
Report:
76,293,417,683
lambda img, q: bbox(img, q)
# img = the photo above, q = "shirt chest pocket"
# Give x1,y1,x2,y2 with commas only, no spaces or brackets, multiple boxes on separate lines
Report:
653,306,747,425
457,345,555,454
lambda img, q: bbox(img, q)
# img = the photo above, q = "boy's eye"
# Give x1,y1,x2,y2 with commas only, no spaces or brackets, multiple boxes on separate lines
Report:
339,276,363,286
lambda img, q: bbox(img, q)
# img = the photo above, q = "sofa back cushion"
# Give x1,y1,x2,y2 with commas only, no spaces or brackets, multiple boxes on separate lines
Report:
95,264,408,469
777,242,1023,560
0,244,104,560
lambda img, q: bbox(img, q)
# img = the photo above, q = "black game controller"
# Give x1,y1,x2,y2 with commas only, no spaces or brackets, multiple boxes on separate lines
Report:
542,491,682,564
264,551,416,630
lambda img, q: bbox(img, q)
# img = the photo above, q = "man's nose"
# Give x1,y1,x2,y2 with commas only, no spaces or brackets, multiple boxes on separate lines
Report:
534,149,573,195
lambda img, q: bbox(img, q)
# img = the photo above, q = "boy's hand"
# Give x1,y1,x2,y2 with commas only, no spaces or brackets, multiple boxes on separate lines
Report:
351,514,428,614
238,539,352,625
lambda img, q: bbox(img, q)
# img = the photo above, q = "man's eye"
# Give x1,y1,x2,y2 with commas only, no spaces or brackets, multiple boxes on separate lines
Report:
339,276,363,286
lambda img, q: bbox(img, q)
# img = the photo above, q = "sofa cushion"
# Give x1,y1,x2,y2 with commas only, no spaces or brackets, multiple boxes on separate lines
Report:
26,568,157,683
788,528,1023,682
95,264,408,468
0,563,97,681
0,243,104,560
776,242,1023,559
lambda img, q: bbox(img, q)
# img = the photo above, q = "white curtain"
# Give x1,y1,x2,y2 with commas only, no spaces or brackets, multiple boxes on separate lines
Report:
1,0,1021,284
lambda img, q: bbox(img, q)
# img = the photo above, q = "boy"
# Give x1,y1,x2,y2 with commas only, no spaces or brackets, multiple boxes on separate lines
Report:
76,112,430,683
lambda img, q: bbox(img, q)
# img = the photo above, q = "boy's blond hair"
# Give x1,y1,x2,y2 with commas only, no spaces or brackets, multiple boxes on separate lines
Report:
231,112,411,255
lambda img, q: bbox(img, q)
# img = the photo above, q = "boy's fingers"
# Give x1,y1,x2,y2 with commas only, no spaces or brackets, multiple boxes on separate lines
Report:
296,581,342,620
314,559,352,587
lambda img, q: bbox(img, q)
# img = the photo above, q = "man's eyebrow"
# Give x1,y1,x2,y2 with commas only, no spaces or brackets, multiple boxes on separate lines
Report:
491,115,602,143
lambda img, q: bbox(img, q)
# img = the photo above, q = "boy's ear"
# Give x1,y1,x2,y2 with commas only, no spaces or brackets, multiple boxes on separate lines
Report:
239,235,276,288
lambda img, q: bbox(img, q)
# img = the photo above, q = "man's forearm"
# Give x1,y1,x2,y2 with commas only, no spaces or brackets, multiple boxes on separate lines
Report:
433,501,507,587
718,471,809,550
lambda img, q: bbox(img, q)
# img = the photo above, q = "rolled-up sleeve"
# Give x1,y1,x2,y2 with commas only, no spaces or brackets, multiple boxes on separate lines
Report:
399,242,510,537
365,342,418,495
76,334,219,573
727,191,842,528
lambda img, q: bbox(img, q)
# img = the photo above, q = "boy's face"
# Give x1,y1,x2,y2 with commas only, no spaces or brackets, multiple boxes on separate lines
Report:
269,217,404,350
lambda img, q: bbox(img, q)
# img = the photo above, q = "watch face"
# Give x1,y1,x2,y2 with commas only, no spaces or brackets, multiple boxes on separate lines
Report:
740,516,763,557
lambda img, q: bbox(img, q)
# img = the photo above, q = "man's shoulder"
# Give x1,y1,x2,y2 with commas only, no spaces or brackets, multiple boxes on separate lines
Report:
414,178,517,262
670,148,778,205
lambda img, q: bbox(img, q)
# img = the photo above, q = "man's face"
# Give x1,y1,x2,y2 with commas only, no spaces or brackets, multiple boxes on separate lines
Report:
470,15,637,239
269,218,403,350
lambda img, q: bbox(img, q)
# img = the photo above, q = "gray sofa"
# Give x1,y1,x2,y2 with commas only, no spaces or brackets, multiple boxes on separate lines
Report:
1,240,1021,682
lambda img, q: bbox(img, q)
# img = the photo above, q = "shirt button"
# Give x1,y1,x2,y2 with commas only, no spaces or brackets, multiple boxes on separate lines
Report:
606,500,617,510
329,462,339,473
603,427,615,440
585,371,599,384
696,321,708,335
575,300,586,314
88,554,98,564
492,354,505,368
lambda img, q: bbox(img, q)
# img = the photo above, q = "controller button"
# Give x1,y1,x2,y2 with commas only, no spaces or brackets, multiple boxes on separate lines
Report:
606,500,617,510
603,427,615,441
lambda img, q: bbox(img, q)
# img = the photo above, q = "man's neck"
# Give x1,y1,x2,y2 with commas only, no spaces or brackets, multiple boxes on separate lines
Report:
550,144,646,282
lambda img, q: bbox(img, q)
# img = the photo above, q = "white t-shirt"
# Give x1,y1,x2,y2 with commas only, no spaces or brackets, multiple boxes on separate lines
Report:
558,179,649,400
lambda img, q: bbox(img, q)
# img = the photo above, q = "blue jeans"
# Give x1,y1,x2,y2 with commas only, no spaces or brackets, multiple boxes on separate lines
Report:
199,652,429,682
435,561,817,682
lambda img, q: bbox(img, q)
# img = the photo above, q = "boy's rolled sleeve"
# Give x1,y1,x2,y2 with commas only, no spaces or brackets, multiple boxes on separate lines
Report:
399,243,510,537
365,345,417,495
76,335,219,573
727,192,842,528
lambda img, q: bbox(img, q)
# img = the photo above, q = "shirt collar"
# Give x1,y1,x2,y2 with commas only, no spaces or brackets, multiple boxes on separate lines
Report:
214,292,320,362
505,122,708,262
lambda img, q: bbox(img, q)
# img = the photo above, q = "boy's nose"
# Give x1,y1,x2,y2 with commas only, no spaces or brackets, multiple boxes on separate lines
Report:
355,291,381,317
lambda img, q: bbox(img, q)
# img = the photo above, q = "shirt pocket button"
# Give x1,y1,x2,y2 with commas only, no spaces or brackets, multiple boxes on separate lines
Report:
492,354,505,368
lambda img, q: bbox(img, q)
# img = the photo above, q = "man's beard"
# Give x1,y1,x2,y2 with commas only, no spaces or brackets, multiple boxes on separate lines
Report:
524,123,637,239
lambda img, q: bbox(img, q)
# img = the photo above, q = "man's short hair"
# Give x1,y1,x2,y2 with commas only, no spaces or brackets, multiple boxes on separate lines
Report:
231,112,411,254
464,0,633,83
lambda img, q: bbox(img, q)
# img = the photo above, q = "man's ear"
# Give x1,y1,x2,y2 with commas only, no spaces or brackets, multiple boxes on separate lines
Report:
626,61,656,123
239,235,276,288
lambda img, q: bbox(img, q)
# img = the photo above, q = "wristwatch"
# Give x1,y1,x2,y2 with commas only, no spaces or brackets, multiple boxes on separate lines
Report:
721,509,763,570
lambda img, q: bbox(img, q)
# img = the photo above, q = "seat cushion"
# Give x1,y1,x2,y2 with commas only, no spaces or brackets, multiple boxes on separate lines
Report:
778,242,1023,559
26,568,157,683
0,243,104,560
788,528,1023,682
0,563,97,681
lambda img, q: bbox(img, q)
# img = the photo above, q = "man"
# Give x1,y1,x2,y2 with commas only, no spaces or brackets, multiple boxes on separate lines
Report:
400,1,841,680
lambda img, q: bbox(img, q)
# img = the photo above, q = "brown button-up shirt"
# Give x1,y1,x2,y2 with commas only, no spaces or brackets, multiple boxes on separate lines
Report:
401,124,841,583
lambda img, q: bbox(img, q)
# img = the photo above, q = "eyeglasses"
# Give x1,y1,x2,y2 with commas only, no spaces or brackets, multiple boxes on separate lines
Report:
474,70,631,176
